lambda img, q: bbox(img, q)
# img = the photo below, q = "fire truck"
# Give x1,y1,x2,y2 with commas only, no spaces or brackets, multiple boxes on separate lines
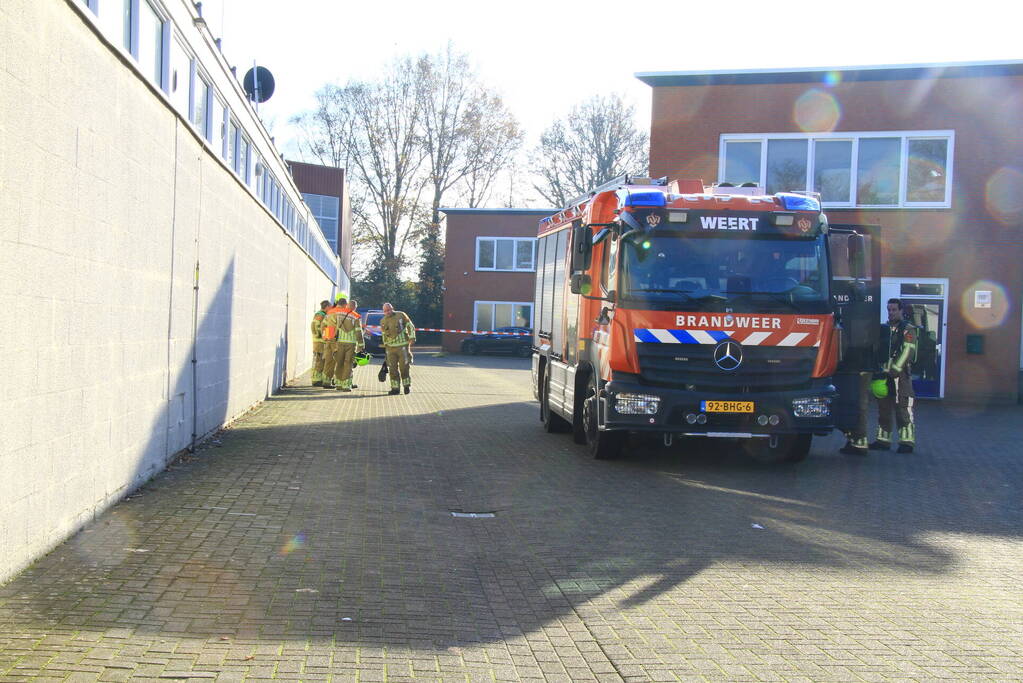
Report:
531,175,878,461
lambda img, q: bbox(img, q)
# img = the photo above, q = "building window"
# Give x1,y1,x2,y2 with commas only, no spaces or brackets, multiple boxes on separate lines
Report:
137,0,165,88
813,140,852,203
121,0,132,51
169,39,191,116
211,94,227,157
82,0,98,14
474,301,533,331
719,131,954,208
227,119,238,169
254,156,265,197
906,138,949,203
476,237,536,271
302,193,339,252
192,74,210,139
240,135,252,183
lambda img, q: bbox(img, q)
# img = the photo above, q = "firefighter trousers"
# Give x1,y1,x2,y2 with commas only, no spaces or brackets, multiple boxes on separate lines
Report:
876,373,915,445
385,344,411,389
335,343,357,389
321,341,340,385
312,341,325,383
844,371,871,448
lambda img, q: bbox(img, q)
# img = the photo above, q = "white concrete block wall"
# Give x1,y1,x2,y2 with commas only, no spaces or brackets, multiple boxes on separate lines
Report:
0,0,337,584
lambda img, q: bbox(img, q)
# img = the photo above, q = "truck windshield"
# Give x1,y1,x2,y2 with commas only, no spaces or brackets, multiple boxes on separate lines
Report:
620,233,830,312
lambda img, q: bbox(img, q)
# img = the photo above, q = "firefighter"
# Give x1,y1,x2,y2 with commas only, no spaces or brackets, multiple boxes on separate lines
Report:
348,299,361,389
380,302,415,395
320,293,348,389
310,300,330,387
331,297,363,392
870,298,919,453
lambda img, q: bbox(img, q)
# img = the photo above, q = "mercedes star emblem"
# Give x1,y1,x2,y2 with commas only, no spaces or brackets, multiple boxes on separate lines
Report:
713,340,743,371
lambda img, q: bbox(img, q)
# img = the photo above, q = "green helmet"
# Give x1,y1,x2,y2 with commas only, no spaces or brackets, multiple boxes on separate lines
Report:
870,378,889,399
335,292,348,302
354,351,371,366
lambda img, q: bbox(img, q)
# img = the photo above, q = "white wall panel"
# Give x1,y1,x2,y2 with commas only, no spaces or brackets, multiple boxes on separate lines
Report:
0,0,338,584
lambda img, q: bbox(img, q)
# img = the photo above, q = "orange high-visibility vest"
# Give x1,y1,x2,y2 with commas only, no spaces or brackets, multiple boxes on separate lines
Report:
322,306,359,341
321,305,344,341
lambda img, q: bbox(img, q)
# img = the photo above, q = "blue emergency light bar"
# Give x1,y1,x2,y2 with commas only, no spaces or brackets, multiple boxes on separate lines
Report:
619,191,667,208
776,193,821,212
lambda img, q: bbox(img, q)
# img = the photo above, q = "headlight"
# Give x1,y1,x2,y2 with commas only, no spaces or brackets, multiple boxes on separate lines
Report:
792,396,830,418
615,393,660,415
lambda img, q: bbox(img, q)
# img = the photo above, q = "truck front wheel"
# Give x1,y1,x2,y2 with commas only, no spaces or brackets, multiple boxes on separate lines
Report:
582,375,626,459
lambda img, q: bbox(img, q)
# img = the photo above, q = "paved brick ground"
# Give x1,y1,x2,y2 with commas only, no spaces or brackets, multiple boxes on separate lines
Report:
2,354,1022,681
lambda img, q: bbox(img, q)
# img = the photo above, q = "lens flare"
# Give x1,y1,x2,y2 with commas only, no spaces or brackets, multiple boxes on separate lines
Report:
794,89,841,132
280,532,307,555
984,167,1023,226
960,280,1009,330
822,71,842,88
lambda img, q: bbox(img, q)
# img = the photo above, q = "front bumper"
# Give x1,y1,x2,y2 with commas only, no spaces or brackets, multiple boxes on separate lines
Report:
602,374,837,436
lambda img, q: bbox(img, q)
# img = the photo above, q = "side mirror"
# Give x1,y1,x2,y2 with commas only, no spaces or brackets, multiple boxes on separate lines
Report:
570,272,592,295
570,222,592,272
848,233,866,280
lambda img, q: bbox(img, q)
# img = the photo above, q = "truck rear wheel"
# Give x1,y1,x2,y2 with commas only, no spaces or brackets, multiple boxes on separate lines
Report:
583,375,626,459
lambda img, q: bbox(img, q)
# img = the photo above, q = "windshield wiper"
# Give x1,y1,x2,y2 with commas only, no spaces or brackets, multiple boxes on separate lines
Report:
633,288,694,295
724,290,800,310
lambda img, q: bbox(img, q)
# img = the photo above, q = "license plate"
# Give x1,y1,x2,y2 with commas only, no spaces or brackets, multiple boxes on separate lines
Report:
701,400,754,413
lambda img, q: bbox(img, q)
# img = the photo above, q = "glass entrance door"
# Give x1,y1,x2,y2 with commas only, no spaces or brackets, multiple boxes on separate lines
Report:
881,277,948,399
904,299,943,398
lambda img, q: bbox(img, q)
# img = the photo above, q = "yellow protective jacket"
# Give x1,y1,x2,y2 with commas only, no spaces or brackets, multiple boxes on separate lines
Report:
380,311,415,347
311,310,326,342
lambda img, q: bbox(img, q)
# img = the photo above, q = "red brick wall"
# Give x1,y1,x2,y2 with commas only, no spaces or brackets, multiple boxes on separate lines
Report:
288,161,352,274
441,210,555,352
647,73,1023,402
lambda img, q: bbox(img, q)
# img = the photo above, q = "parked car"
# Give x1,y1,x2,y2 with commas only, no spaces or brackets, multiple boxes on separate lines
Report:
461,327,533,357
361,309,385,355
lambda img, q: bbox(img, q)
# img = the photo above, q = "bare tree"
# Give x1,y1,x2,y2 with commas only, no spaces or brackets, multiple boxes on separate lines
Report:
292,46,522,316
414,46,523,324
291,58,427,267
292,85,354,170
531,94,649,208
417,45,523,218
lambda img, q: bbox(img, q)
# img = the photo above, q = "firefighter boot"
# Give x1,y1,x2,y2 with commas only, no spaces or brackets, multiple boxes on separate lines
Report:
840,437,868,456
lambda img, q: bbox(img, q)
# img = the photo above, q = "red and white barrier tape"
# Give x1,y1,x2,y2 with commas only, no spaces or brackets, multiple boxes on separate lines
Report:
414,327,530,336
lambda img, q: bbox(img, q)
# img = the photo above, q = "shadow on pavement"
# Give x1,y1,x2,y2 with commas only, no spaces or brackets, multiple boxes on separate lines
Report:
1,377,1020,651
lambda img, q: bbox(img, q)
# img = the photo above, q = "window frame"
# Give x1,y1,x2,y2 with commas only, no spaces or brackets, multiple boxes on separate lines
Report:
126,0,169,91
474,237,537,272
719,130,955,209
473,301,534,332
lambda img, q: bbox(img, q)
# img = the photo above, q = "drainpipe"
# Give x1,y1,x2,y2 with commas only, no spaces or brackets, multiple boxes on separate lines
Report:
189,258,199,451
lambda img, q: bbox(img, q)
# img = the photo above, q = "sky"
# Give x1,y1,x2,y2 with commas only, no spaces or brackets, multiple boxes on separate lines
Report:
200,0,1021,195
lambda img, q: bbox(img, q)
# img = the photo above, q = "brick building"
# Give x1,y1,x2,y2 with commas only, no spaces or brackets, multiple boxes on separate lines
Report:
637,60,1023,403
288,161,353,276
439,208,556,353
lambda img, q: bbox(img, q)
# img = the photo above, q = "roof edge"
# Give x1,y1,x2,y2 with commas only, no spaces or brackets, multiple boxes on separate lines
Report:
440,207,559,215
636,59,1023,87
